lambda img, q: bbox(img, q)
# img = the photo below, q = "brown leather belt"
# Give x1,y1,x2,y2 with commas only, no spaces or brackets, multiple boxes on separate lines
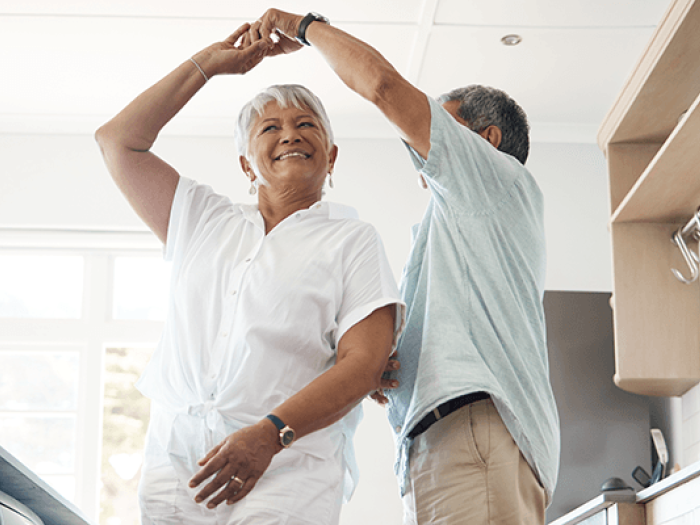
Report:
408,392,490,439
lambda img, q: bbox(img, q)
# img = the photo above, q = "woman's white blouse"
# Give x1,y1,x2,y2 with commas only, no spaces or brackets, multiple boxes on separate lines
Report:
137,177,405,501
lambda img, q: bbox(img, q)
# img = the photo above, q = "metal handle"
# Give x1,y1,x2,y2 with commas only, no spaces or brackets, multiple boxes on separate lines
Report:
671,208,700,284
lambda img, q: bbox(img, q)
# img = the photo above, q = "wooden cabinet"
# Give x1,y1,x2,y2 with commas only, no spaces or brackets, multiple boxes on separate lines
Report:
597,0,700,396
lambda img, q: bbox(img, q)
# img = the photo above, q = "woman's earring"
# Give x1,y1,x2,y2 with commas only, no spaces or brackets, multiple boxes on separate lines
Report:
327,172,334,189
249,178,257,195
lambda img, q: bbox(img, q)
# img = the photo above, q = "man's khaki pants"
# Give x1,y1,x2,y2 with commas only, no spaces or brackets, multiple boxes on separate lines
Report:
403,398,546,525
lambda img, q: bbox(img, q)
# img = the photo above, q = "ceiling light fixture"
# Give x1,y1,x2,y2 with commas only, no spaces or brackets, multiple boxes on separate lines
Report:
501,34,522,46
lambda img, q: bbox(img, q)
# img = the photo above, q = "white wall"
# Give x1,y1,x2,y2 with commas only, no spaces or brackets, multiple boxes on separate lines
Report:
0,132,613,291
0,133,425,281
682,383,700,467
528,141,612,292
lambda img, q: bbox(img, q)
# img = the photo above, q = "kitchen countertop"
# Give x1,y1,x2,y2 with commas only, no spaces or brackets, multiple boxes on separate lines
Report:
636,459,700,503
549,460,700,525
548,492,636,525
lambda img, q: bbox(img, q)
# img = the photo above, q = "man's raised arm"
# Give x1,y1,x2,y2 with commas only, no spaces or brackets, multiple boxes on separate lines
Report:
257,9,433,159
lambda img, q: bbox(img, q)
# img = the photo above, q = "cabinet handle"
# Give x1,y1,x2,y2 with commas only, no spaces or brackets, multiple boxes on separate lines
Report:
671,208,700,284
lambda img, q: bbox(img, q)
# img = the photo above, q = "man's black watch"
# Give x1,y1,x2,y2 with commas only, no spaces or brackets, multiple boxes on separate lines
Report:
266,414,296,448
296,12,329,46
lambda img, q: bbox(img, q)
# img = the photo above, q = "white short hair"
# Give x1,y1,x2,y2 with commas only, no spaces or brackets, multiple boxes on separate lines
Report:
235,84,334,158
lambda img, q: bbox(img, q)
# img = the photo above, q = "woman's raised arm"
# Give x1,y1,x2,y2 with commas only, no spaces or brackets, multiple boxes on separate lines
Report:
95,24,272,243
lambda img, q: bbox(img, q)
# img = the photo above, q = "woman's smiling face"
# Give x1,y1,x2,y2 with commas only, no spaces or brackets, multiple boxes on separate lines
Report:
241,101,337,193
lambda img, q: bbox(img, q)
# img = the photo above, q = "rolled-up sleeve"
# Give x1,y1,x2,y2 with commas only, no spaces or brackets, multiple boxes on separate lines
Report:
336,224,405,349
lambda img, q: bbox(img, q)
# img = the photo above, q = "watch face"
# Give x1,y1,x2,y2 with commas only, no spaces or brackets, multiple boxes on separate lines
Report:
281,429,295,447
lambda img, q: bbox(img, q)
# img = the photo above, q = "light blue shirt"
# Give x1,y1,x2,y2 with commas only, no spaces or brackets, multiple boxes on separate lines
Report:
387,97,560,504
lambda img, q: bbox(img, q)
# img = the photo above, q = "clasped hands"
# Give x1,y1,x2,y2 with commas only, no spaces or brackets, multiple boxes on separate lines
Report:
200,10,307,78
239,9,305,57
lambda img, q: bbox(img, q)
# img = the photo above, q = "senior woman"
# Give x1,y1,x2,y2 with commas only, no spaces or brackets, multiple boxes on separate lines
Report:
95,24,404,525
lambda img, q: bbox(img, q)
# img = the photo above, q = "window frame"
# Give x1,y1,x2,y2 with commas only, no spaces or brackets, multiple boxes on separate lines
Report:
0,228,165,521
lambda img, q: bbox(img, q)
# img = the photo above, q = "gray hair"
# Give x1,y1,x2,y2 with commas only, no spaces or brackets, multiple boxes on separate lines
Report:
235,84,334,158
437,85,530,164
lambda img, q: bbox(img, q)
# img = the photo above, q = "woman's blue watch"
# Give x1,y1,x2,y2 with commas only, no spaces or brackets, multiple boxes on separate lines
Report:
266,414,296,448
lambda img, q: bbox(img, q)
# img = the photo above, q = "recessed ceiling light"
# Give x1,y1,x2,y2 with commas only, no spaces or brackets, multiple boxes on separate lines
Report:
501,34,522,46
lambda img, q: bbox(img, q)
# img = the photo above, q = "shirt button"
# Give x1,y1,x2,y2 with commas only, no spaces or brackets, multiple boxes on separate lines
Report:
395,425,402,433
221,332,228,337
245,258,251,263
295,213,301,219
231,290,237,295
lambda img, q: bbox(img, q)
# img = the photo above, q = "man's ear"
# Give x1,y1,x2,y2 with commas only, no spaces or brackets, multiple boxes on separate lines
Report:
239,156,255,180
479,125,502,149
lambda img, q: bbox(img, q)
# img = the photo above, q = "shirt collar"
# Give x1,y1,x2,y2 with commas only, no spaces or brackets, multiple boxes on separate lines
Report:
238,201,359,224
239,204,264,230
320,201,359,221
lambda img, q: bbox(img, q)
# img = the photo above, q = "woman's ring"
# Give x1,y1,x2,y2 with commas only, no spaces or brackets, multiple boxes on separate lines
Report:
231,475,245,489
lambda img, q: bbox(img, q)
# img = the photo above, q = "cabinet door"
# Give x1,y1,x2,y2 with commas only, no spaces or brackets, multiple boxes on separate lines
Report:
611,222,700,396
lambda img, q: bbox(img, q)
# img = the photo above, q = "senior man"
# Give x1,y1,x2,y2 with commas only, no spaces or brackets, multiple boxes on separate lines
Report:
246,10,561,525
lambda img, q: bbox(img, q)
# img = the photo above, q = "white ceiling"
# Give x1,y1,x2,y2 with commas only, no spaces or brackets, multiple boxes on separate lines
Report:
0,0,673,143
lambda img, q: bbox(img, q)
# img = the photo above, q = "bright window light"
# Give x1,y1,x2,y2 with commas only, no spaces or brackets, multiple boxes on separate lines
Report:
0,414,76,501
101,347,152,525
0,351,79,411
113,257,171,321
0,255,83,318
0,349,80,502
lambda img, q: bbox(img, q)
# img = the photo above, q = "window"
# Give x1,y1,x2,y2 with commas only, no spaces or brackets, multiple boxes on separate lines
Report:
113,257,170,321
101,347,152,525
0,229,402,525
0,347,80,500
0,230,166,523
0,254,83,318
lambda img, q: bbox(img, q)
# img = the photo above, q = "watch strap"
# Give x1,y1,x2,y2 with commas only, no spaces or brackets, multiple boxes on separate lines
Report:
266,413,285,431
296,12,329,46
266,414,295,448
